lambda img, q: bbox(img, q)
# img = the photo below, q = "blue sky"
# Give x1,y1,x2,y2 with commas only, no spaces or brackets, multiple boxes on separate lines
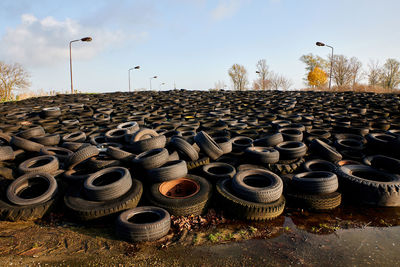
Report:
0,0,399,92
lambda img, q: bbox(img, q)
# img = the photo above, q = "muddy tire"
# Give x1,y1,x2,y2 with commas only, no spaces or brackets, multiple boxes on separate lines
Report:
18,155,59,174
187,157,210,171
0,146,15,161
216,178,285,220
285,191,341,210
310,139,342,162
147,175,212,216
169,136,199,161
194,131,223,160
116,206,171,242
67,145,99,169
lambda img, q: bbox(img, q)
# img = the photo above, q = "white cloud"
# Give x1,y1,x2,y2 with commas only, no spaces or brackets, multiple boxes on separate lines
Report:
211,0,245,21
0,14,146,67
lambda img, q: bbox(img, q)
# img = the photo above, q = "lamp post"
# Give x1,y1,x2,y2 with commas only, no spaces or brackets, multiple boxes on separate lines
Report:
316,41,334,90
69,37,92,94
128,66,140,92
149,76,157,90
159,82,165,91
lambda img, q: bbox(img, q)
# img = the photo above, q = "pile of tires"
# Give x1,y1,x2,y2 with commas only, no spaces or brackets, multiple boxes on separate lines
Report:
1,89,400,242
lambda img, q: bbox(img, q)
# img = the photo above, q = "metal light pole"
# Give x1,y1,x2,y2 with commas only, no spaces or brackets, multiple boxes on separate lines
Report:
316,41,334,90
159,82,165,91
128,66,140,92
69,37,92,94
149,76,157,90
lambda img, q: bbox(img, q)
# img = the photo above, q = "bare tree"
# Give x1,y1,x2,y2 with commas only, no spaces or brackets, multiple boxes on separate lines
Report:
300,53,329,86
228,64,248,91
255,59,271,90
0,62,30,101
350,57,363,89
269,73,293,90
331,55,354,88
380,58,400,90
367,60,382,86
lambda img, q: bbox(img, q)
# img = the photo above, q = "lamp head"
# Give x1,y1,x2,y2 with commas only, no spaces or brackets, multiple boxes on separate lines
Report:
316,42,325,47
134,66,140,69
81,37,92,42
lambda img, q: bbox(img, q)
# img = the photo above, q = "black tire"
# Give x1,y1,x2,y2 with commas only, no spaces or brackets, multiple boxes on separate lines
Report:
194,131,223,160
291,171,338,194
64,178,143,221
18,126,45,139
0,146,15,161
147,160,188,183
336,165,400,206
131,128,158,142
106,146,134,161
116,206,171,242
310,139,342,162
334,138,364,151
363,155,400,174
147,175,212,216
279,128,303,142
62,131,86,143
275,141,307,160
18,155,59,174
62,142,91,152
267,157,305,175
67,145,100,169
232,169,283,203
105,128,127,142
6,172,58,206
303,159,336,172
213,136,232,154
133,148,169,170
231,136,254,150
130,135,167,154
285,191,341,210
216,178,285,221
254,133,283,147
117,121,140,134
40,146,73,162
83,167,133,201
31,134,60,146
201,162,236,181
11,136,44,152
244,146,279,164
169,136,199,161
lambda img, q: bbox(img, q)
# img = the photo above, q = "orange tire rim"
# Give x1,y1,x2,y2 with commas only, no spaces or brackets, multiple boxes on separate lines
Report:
159,178,200,199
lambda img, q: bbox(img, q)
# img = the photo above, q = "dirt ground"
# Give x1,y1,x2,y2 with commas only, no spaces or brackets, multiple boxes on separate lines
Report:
1,205,400,266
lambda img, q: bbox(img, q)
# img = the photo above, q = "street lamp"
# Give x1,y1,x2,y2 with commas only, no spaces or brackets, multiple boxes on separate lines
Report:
69,37,92,94
316,41,334,90
159,82,165,91
128,66,140,92
149,76,157,90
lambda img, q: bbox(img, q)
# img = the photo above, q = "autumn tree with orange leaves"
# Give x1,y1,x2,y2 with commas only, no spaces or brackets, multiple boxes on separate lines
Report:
307,67,328,87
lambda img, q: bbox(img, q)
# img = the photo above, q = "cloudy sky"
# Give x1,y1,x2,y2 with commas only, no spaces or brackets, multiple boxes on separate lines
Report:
0,0,399,93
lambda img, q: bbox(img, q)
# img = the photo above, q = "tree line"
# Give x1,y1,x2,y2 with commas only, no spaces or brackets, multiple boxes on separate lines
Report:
217,59,293,91
302,54,400,91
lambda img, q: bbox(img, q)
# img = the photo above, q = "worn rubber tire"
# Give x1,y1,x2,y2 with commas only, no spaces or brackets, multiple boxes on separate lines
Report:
169,136,199,161
303,159,336,172
116,206,171,242
64,178,143,221
147,160,188,183
6,172,58,206
18,155,59,174
244,146,279,164
133,148,169,170
194,131,223,160
275,141,307,160
216,178,285,221
84,167,133,201
67,145,100,169
0,146,15,161
285,190,341,210
201,162,236,181
291,171,339,194
187,157,210,171
336,165,400,207
11,136,44,152
232,169,283,203
130,135,167,154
